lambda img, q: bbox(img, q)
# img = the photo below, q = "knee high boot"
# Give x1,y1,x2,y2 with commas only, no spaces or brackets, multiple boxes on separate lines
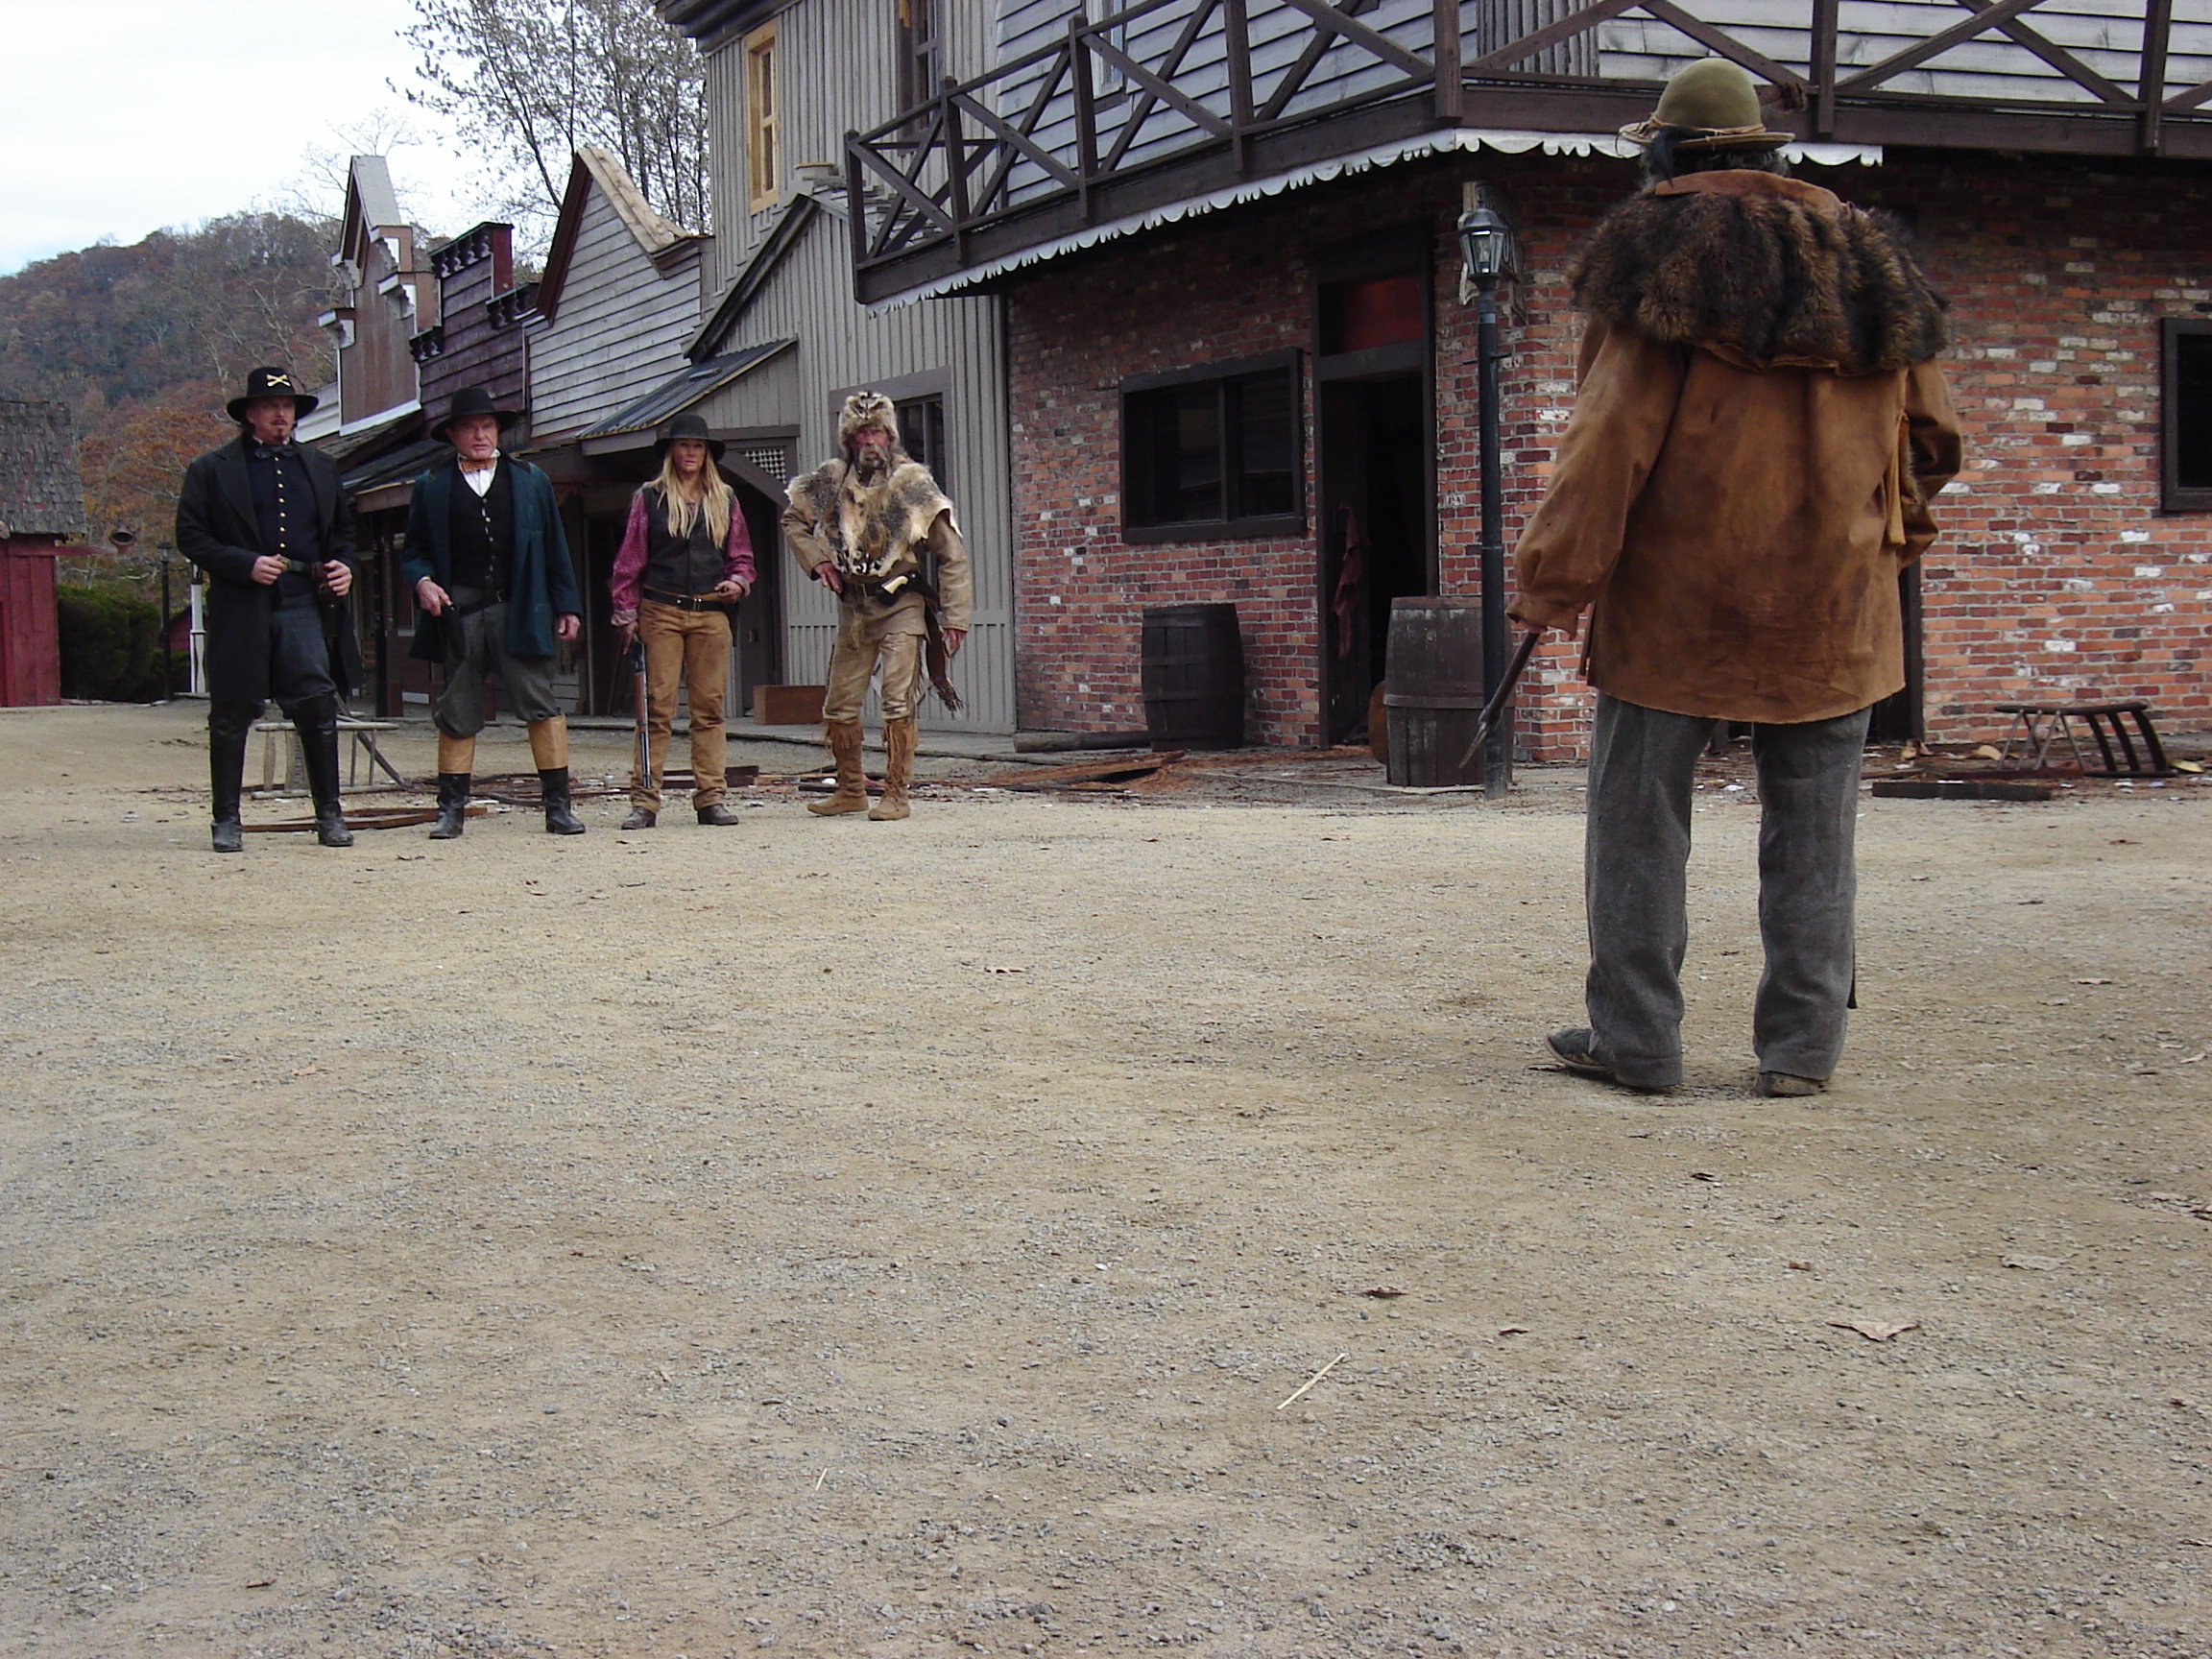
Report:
869,718,916,821
207,700,257,854
429,732,474,840
808,720,869,816
294,697,352,848
528,717,586,835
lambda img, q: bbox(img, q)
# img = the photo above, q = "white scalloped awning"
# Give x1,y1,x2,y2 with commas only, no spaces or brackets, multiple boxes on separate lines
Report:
871,126,1882,310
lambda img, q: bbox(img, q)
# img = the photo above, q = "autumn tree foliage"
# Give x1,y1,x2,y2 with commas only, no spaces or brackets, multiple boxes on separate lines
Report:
0,212,334,579
401,0,709,241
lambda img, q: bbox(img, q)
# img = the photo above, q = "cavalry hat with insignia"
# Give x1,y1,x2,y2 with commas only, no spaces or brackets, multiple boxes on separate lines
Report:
227,365,319,422
1620,59,1795,152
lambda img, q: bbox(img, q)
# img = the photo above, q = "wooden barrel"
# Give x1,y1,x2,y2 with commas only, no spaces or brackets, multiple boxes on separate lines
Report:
1382,596,1486,786
1141,603,1244,751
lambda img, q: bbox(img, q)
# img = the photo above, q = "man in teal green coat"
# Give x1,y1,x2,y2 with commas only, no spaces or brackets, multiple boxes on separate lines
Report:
401,386,588,837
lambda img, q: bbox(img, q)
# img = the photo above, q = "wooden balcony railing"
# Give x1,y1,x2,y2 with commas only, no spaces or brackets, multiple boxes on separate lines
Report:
845,0,2212,302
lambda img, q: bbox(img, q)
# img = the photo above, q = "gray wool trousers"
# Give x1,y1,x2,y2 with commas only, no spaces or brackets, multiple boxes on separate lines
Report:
1582,693,1871,1089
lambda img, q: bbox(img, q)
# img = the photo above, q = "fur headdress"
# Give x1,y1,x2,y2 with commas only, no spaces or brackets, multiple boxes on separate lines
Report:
837,391,902,456
1570,174,1948,374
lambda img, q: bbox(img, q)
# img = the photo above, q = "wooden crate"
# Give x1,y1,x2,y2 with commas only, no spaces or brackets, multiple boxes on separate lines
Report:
752,684,826,725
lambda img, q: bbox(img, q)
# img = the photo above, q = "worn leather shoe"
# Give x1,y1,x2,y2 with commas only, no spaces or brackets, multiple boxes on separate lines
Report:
314,805,354,849
1756,1070,1827,1097
211,817,244,854
696,802,742,827
1545,1028,1675,1094
621,808,657,830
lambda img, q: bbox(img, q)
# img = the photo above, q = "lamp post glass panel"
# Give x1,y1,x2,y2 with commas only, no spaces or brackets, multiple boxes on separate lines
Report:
1458,185,1519,795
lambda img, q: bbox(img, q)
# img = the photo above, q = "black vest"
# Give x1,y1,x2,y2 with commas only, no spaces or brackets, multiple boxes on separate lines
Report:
447,461,517,596
642,486,724,597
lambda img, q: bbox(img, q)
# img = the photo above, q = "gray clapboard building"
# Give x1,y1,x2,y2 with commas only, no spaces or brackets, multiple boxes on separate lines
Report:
656,0,1018,733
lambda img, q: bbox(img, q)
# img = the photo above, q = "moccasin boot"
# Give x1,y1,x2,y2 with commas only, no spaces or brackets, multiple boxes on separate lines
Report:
808,719,870,816
540,768,588,835
868,718,917,821
428,773,470,839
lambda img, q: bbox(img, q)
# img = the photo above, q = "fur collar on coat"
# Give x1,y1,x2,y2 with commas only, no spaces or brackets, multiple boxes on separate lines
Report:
790,456,952,581
1570,171,1948,375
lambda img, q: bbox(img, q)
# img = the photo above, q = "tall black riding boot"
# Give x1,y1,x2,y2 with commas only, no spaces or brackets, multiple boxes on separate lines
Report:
540,767,587,835
293,698,353,848
429,773,470,840
207,700,257,854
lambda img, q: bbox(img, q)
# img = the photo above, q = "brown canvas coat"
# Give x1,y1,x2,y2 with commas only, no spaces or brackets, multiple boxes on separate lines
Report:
1512,171,1964,724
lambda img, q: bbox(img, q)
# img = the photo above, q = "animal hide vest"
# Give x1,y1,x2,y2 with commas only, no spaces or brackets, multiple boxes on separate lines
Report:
789,457,954,599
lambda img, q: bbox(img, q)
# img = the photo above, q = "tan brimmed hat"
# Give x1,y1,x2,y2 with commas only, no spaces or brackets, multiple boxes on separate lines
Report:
1620,59,1794,152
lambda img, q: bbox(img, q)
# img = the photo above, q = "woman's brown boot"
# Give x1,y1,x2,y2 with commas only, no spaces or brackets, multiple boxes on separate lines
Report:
869,718,917,821
808,720,870,815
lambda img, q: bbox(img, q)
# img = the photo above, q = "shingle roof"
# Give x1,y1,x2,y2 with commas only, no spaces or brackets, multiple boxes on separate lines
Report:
0,400,83,540
573,340,794,442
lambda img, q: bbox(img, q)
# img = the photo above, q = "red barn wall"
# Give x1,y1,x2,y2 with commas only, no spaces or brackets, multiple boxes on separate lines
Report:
1,541,62,707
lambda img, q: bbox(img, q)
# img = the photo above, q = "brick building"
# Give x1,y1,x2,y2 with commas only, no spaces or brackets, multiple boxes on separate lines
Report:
846,3,2212,756
1005,146,2212,754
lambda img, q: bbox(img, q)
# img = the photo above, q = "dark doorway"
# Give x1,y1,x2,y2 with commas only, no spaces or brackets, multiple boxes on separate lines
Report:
1867,565,1924,744
1312,228,1433,747
1318,374,1429,743
731,479,783,714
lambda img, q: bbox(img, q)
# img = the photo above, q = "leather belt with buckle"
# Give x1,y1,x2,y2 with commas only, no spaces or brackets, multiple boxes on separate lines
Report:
643,588,721,611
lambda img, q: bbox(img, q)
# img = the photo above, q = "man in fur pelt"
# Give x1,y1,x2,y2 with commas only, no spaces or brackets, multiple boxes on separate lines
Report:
1511,59,1963,1098
782,393,972,821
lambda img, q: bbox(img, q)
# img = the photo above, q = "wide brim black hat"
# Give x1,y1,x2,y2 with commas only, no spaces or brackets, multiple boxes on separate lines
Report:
432,385,525,444
228,366,319,422
653,411,726,463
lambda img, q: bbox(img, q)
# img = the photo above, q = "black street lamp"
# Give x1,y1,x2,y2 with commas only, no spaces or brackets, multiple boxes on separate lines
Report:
1457,181,1520,797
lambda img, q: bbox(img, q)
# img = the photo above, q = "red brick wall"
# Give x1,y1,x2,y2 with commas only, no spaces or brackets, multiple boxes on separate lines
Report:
1006,151,2212,753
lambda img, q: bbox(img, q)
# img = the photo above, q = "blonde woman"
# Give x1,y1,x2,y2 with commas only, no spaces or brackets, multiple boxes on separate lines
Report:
610,413,757,827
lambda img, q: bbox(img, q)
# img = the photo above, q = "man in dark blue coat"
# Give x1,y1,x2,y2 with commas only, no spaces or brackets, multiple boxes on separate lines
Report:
175,367,360,853
400,386,588,837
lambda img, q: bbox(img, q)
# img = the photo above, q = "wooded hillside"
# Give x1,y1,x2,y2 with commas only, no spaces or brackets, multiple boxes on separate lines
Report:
0,212,337,559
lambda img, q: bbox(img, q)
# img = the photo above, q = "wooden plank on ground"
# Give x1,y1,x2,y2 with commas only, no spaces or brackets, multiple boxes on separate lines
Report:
976,751,1185,790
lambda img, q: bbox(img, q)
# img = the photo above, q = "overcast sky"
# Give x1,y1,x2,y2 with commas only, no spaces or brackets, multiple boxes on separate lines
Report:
0,0,494,275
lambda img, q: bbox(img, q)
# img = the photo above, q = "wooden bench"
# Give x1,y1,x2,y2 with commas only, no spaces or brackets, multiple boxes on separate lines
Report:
254,717,407,793
1994,700,2172,777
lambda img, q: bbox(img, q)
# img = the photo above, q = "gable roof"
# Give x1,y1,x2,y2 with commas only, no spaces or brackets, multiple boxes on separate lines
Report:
336,156,404,271
535,146,707,324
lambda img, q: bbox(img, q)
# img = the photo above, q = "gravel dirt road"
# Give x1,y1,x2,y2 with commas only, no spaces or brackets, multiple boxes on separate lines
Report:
3,702,2208,1659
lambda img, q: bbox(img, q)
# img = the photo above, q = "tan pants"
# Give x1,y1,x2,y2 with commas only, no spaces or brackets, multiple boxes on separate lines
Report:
635,600,731,811
824,604,925,724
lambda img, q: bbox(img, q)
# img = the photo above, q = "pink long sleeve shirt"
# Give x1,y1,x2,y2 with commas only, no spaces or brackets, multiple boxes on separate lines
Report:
609,488,757,624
